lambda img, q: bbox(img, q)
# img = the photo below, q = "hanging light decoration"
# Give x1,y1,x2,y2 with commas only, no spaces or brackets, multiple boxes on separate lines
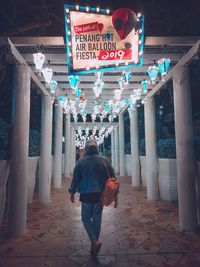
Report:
42,68,53,85
93,86,102,98
141,79,150,94
114,89,122,101
122,70,131,84
128,107,135,118
68,75,80,90
75,88,82,100
147,65,159,84
95,71,103,80
157,58,171,79
58,95,66,107
49,80,58,94
33,52,45,71
118,77,126,90
73,113,78,122
93,78,104,98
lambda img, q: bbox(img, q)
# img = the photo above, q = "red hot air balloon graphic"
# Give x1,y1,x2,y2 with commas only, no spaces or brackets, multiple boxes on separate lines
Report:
112,8,137,40
97,23,104,33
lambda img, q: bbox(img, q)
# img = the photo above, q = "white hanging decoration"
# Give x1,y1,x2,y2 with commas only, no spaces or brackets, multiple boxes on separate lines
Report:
42,68,53,84
73,113,78,122
91,113,97,122
114,89,122,101
33,52,45,71
85,127,89,136
95,71,103,79
93,86,103,98
118,77,126,90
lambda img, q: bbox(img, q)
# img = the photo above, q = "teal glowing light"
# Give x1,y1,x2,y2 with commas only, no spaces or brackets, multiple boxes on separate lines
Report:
59,95,66,106
141,79,149,93
123,71,131,84
158,58,170,77
147,66,159,83
68,75,80,89
49,80,58,94
75,88,82,100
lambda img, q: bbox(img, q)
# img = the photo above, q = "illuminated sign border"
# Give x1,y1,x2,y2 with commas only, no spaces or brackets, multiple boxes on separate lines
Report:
64,4,145,74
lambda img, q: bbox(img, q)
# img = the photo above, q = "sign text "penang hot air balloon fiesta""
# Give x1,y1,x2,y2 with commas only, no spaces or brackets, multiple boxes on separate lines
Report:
64,5,144,74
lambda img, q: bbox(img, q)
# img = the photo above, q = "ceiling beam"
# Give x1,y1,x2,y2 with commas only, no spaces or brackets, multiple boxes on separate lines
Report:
7,38,50,97
1,36,198,46
148,40,200,97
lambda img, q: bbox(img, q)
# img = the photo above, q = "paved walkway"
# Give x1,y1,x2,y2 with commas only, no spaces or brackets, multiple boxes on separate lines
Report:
0,176,200,267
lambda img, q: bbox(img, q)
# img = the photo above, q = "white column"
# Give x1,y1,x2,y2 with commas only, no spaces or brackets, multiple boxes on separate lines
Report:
70,127,76,173
114,126,119,174
119,113,125,176
8,64,31,236
64,114,70,178
39,96,53,203
52,105,63,188
173,66,197,231
130,106,140,186
111,131,115,167
144,97,159,200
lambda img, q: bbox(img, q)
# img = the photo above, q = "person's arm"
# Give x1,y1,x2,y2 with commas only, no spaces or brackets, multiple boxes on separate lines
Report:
103,156,115,178
68,161,82,201
107,163,115,178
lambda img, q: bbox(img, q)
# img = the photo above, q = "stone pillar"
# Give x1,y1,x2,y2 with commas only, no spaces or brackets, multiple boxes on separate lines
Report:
119,113,125,176
8,64,31,236
39,96,53,203
52,105,63,188
72,128,76,170
173,65,197,231
64,114,70,178
71,127,76,172
144,97,159,200
114,126,119,174
130,106,140,186
111,131,115,167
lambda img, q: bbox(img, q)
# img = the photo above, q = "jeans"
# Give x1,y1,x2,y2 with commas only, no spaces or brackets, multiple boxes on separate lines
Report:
81,202,103,241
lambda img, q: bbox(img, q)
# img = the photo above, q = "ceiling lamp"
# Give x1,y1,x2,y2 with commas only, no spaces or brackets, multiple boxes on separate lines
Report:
114,89,122,101
141,79,149,94
68,75,80,90
95,71,103,79
33,52,45,71
118,77,126,90
93,86,103,98
147,65,159,84
58,95,66,107
122,70,131,84
75,88,82,100
42,68,53,85
49,80,58,94
158,58,170,80
91,113,97,122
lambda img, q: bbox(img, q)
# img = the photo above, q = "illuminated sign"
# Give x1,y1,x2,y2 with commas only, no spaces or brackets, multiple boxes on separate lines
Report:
64,5,144,74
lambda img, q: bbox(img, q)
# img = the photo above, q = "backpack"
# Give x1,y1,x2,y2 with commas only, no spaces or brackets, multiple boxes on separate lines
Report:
101,177,120,207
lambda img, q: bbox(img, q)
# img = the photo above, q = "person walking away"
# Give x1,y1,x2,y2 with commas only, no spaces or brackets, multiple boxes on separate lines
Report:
68,139,115,257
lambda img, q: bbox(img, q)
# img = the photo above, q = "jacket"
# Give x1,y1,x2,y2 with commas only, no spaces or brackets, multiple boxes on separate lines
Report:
68,153,115,194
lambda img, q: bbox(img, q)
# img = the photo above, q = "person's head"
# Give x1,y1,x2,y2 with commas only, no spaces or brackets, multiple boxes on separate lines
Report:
84,139,99,155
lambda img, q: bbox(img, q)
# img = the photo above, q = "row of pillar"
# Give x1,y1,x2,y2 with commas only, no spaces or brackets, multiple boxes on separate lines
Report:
7,63,198,236
8,65,76,236
129,65,198,231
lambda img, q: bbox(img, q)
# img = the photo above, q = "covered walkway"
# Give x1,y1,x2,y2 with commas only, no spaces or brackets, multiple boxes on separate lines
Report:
1,176,200,267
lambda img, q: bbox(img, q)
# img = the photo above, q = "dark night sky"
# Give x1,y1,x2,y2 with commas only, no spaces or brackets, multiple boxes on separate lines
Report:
0,0,200,37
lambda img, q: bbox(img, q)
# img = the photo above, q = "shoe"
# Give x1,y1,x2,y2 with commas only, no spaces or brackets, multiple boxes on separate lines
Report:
93,242,101,257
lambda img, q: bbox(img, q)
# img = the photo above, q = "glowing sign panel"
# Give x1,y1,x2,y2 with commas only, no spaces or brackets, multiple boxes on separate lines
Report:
64,5,144,74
